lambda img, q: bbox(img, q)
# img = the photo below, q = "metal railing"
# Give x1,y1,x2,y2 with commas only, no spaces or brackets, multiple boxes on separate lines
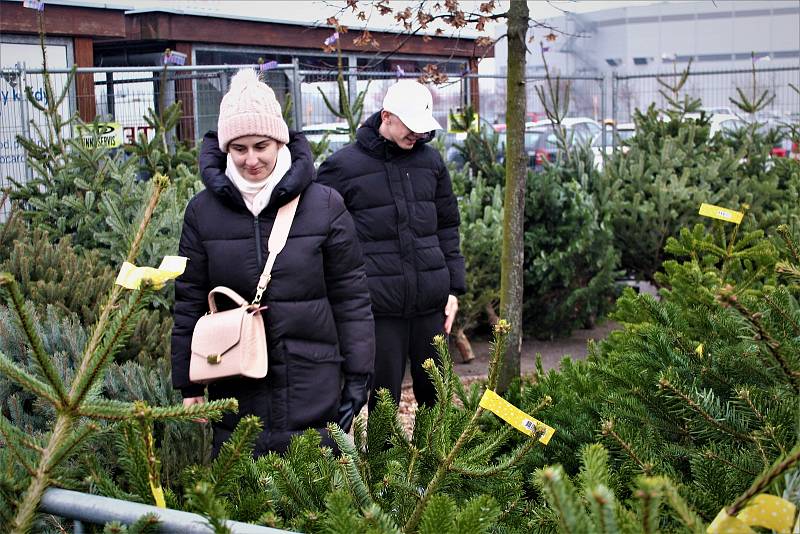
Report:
39,487,292,533
1,62,797,216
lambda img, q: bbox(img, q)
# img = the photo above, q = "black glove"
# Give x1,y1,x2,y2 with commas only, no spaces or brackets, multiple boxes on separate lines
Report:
337,374,370,433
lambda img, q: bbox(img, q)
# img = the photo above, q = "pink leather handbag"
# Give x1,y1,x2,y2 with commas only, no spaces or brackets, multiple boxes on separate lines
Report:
189,196,299,384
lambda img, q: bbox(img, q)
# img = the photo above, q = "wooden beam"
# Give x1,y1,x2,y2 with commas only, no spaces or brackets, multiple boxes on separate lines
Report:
468,58,480,115
73,37,96,122
0,2,126,38
174,42,196,145
125,12,493,59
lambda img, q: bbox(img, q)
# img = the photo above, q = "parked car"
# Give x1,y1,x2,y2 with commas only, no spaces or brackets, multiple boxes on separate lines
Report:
683,113,747,136
525,117,602,145
524,117,602,169
591,123,636,169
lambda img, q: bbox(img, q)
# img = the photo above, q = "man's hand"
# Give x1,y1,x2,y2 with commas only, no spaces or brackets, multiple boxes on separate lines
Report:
444,294,458,335
183,396,208,424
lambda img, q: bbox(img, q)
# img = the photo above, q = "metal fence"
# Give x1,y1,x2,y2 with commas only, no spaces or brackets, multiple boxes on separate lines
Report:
1,62,798,207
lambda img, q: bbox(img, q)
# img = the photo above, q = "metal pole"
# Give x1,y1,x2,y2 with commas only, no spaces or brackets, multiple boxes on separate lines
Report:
347,53,358,111
600,74,607,165
611,72,618,151
291,57,303,130
40,488,291,533
17,62,34,185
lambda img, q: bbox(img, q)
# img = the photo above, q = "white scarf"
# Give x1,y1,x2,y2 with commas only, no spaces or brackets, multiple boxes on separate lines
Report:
226,144,292,216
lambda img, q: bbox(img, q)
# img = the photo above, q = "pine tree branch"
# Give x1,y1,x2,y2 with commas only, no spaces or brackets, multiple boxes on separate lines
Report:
78,398,237,421
719,292,800,394
657,377,754,443
658,478,705,534
450,438,537,477
0,273,69,405
47,422,98,470
537,465,588,534
776,224,800,264
703,449,759,477
727,444,800,516
11,413,74,533
635,480,663,534
328,423,375,509
601,420,653,475
0,350,60,405
71,289,147,407
0,415,39,477
70,174,170,408
403,405,485,533
0,413,44,453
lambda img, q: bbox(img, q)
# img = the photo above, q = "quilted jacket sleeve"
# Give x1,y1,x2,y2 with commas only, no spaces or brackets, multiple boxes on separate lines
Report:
434,155,466,296
170,200,210,398
321,187,375,379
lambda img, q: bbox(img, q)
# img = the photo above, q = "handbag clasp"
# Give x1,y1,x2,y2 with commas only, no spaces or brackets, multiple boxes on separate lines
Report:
207,354,222,364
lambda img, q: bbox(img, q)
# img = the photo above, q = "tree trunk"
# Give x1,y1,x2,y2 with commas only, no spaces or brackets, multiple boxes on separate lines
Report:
454,327,475,363
498,0,528,393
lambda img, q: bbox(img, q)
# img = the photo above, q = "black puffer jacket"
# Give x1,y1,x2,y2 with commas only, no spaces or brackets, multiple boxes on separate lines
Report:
171,131,374,454
317,112,466,318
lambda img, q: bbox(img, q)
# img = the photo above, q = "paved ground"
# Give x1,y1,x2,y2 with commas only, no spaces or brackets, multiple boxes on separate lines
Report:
402,320,619,385
388,321,620,433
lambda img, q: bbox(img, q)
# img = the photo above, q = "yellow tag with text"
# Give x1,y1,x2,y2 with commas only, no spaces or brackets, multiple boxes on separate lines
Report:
115,256,187,290
479,389,555,444
707,494,796,534
698,203,744,225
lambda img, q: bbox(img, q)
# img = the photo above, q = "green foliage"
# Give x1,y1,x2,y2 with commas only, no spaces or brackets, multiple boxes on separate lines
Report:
524,151,621,338
448,107,505,188
596,104,741,281
520,221,799,520
0,174,236,533
0,230,170,363
123,100,198,179
451,168,503,340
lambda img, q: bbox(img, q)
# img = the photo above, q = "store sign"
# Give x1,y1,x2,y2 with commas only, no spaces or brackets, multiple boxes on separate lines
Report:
0,41,70,190
76,122,123,149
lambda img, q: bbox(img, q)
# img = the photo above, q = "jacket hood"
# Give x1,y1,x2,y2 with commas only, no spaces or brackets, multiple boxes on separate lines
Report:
356,111,434,160
199,130,315,212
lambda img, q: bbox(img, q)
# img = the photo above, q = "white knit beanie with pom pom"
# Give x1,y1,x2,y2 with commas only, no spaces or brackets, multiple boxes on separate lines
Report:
217,68,289,151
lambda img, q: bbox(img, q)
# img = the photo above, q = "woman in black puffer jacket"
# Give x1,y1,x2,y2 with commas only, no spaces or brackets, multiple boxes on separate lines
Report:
171,69,374,455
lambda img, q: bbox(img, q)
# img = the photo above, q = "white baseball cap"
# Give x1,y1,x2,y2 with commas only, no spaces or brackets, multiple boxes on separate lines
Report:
382,80,443,134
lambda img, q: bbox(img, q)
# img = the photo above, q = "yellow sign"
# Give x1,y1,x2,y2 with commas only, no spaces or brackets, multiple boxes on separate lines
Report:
698,203,744,225
479,389,555,444
707,494,796,533
77,122,123,149
115,256,188,290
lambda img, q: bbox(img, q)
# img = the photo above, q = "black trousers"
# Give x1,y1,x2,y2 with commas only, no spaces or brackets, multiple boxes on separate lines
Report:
369,312,444,410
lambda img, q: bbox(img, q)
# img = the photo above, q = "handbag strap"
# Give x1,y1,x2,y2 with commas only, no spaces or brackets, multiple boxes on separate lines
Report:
208,286,248,312
252,195,300,305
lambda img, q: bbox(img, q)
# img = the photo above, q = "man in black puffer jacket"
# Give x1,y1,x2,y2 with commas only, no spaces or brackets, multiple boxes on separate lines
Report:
317,80,466,409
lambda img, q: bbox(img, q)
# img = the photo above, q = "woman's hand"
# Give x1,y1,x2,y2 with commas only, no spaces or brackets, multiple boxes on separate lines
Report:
444,294,458,335
183,396,208,423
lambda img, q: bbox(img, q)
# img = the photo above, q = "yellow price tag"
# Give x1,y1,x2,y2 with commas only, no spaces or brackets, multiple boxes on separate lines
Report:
707,494,796,534
479,389,555,444
149,481,166,508
115,256,187,290
698,203,744,225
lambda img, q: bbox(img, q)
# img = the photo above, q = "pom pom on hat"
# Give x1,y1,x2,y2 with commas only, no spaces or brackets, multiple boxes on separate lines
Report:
217,69,289,151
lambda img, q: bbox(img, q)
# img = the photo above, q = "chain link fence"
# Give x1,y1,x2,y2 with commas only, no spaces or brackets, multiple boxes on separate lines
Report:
1,62,798,215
